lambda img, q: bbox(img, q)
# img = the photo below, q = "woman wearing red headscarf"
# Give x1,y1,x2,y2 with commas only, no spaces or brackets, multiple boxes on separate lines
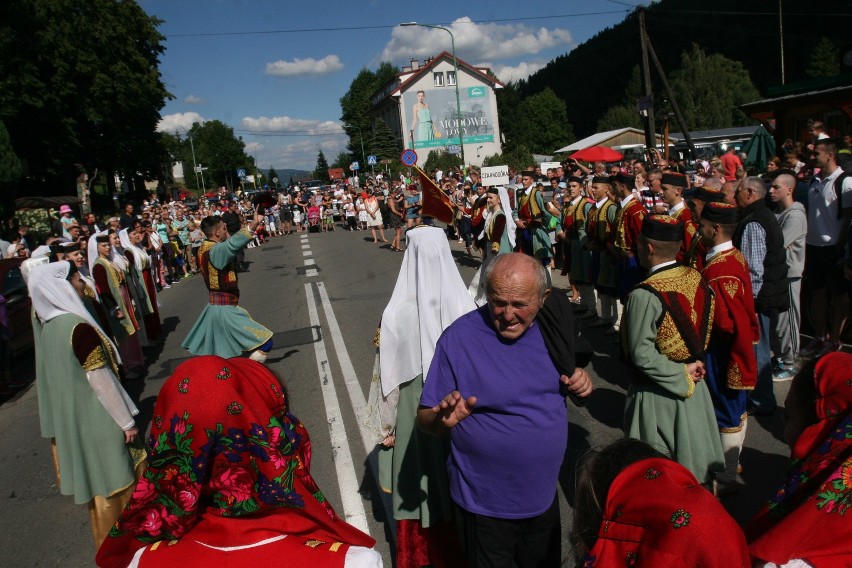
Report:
572,438,750,567
748,352,852,567
96,356,380,568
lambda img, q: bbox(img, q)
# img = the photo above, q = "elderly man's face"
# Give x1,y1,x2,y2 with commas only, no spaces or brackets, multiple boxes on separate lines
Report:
487,268,547,340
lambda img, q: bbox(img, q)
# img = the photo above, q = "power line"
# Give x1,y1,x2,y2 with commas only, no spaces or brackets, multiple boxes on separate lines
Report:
235,130,345,137
166,10,630,38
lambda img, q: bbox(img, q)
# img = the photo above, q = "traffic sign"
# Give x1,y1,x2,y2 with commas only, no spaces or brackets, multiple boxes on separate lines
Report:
350,161,360,171
194,166,208,173
447,144,461,155
237,168,246,178
400,149,418,167
367,155,377,166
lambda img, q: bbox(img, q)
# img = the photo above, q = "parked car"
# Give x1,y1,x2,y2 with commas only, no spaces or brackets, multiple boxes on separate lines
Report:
0,258,34,357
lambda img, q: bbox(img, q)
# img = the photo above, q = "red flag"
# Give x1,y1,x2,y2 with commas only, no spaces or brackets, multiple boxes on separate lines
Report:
417,168,455,224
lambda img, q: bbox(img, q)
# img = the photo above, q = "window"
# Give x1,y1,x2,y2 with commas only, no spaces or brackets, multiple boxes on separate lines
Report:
447,71,456,86
433,72,444,87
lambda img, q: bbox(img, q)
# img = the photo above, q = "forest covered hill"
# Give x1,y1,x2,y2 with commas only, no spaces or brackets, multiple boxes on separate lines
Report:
520,0,852,139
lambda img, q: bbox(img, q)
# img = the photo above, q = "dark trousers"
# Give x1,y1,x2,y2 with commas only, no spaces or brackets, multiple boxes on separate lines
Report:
456,495,561,568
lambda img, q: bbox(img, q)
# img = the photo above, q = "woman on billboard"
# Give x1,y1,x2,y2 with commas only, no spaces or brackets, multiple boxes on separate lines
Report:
410,90,435,143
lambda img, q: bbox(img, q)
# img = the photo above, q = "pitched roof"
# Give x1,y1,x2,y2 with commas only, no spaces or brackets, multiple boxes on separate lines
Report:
372,51,503,106
554,128,673,153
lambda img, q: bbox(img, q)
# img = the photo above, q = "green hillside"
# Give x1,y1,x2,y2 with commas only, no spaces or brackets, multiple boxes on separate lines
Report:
520,0,852,139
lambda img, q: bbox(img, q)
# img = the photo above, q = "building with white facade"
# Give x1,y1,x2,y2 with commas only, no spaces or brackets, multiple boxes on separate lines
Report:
369,51,504,167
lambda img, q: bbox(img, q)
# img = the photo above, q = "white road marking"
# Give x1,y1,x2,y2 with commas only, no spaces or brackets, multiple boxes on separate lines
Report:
304,259,315,266
305,268,318,277
315,281,376,453
302,251,312,257
304,283,370,535
301,244,311,249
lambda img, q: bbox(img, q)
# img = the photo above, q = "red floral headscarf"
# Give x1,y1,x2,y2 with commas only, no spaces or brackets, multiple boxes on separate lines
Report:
748,352,852,567
96,356,375,568
582,457,750,567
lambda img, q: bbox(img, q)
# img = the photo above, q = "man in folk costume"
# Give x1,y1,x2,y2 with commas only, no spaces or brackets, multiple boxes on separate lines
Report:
89,230,145,377
611,171,646,306
698,202,760,495
563,176,595,314
659,172,697,264
29,261,145,548
684,179,726,269
512,169,556,269
584,176,618,329
181,209,273,363
621,214,724,484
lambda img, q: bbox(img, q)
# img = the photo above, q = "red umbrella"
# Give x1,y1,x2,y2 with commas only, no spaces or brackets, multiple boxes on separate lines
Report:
569,146,624,162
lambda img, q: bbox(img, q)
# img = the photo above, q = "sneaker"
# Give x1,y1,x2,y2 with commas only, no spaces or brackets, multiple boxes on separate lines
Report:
162,283,172,289
772,366,796,382
799,337,824,358
815,339,843,358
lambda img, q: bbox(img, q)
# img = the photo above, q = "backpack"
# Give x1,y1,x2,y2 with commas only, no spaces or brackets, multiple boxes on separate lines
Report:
833,171,851,219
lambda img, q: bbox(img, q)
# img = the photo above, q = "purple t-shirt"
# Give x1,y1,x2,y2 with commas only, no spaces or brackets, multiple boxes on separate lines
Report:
421,306,567,519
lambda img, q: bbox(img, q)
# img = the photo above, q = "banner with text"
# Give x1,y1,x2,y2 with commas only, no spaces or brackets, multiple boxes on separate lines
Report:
480,165,509,187
403,85,495,150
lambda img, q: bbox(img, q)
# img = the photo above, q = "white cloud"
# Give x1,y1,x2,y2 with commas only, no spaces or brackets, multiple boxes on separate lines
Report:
241,115,345,135
265,54,344,77
184,94,206,104
381,17,571,63
253,138,349,171
487,61,546,83
157,112,205,133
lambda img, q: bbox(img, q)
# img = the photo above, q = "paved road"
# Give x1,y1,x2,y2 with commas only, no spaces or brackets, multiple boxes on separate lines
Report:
0,226,794,566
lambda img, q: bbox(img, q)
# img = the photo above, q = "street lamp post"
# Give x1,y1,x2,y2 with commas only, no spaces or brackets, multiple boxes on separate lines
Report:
400,22,465,167
176,125,203,194
351,125,367,184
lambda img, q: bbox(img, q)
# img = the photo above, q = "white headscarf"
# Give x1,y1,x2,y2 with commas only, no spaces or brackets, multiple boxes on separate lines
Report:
476,187,517,249
496,186,517,248
87,230,105,275
119,228,146,271
28,261,121,363
379,226,476,396
21,254,51,284
110,232,129,272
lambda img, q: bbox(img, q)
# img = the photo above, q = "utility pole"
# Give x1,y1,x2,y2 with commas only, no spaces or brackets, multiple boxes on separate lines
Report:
646,39,697,161
779,0,786,84
639,10,656,156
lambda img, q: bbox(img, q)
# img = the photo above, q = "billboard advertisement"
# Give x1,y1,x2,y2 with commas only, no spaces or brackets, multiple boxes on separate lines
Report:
402,86,495,150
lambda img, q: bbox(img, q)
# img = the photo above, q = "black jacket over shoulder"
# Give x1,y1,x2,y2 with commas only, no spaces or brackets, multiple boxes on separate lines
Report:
733,200,790,313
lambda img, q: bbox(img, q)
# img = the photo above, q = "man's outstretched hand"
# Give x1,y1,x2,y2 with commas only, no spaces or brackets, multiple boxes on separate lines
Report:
417,391,477,435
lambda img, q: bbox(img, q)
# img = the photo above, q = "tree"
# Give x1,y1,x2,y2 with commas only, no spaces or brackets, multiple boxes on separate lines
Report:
166,120,249,192
496,81,523,150
512,88,575,154
339,62,400,163
596,65,644,132
0,120,22,220
267,167,279,188
481,144,535,172
313,151,330,182
0,0,172,195
668,44,760,130
370,118,401,163
806,37,840,78
331,151,354,170
423,149,462,173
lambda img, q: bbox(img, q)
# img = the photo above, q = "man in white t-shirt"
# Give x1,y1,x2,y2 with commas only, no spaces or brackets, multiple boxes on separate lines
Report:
801,138,852,357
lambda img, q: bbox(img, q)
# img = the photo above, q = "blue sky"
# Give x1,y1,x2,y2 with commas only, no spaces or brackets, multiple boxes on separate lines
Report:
143,0,649,171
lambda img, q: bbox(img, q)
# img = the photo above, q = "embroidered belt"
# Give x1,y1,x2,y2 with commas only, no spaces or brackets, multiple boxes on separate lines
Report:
209,291,239,306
